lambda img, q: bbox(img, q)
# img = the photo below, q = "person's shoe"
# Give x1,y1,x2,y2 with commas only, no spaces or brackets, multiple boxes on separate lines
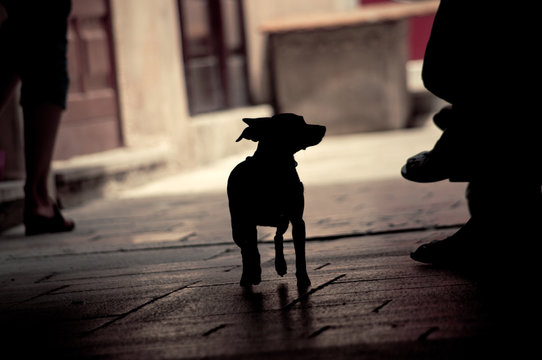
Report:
410,238,460,265
410,219,480,265
24,204,75,236
401,133,471,183
401,150,453,183
401,106,472,183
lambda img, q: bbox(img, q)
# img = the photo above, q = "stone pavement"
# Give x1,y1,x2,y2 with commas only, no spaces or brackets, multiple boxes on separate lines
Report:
0,124,529,359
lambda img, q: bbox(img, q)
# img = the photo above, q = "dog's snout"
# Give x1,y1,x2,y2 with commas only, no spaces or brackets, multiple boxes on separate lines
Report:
316,125,326,138
302,124,326,148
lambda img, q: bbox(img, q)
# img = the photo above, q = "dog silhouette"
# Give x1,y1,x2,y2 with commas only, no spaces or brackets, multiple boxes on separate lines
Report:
227,113,326,288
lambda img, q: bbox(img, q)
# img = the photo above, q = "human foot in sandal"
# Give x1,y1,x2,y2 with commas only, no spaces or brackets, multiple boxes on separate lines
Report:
24,204,75,236
401,107,472,183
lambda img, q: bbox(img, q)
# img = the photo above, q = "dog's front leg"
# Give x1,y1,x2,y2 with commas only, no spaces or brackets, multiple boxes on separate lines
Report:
292,219,311,289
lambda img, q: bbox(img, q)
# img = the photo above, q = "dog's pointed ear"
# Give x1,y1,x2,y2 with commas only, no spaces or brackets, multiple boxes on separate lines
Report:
235,117,268,142
236,127,260,142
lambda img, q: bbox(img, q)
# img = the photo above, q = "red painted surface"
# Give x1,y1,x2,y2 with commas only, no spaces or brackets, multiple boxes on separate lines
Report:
359,0,435,60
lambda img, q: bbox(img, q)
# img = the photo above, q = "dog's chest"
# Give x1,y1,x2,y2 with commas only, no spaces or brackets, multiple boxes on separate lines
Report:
228,158,303,211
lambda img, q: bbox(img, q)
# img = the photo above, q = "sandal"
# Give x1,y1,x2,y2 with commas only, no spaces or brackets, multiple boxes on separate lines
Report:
24,204,75,236
401,105,472,183
401,128,472,183
401,150,452,183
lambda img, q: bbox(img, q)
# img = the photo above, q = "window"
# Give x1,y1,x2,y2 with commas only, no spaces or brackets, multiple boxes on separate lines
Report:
178,0,251,115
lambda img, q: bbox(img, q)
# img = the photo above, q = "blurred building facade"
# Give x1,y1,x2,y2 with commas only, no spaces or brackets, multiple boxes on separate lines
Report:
0,0,438,213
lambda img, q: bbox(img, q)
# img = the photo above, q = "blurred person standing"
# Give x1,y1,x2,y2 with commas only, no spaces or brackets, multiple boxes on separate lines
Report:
402,0,541,264
0,0,74,235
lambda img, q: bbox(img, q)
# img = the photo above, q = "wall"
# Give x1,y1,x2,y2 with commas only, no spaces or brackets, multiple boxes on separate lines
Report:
268,19,409,134
110,0,196,170
243,0,358,104
361,0,435,60
106,0,428,171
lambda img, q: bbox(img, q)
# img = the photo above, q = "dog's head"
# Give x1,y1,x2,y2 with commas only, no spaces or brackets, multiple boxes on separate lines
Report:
236,113,326,155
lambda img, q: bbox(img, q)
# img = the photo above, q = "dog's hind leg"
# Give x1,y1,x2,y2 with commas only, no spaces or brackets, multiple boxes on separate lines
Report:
292,219,311,289
232,222,261,287
274,218,289,277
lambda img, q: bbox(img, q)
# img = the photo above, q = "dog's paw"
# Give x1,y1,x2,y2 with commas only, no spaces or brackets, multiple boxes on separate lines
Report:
251,273,262,286
296,272,311,290
275,256,287,277
240,248,261,287
240,273,251,287
240,270,262,287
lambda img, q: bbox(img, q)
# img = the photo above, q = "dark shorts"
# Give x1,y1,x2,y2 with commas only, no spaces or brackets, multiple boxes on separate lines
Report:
0,0,71,109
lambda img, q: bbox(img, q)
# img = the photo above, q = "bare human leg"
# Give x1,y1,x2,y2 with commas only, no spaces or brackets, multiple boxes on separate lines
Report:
22,101,74,235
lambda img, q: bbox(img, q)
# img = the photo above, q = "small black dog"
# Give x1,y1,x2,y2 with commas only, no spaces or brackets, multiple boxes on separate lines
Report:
227,113,326,288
